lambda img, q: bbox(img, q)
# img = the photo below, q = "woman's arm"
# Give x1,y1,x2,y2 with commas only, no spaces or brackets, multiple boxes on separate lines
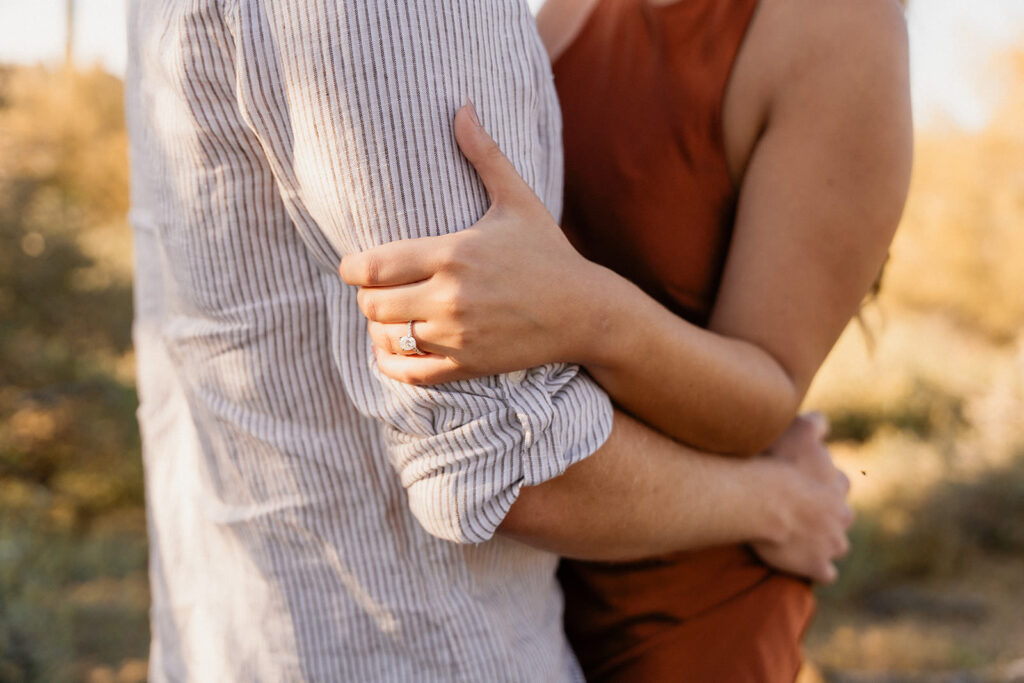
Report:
582,0,914,453
339,0,911,456
502,408,852,584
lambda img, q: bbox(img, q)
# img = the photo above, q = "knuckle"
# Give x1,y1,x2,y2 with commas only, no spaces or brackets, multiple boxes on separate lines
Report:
790,421,818,450
481,140,504,164
818,413,832,436
449,327,471,351
795,413,830,447
361,294,379,321
793,414,814,430
445,288,468,319
361,255,382,285
377,328,395,355
792,414,816,435
441,296,459,319
444,236,483,274
806,410,828,430
438,240,462,271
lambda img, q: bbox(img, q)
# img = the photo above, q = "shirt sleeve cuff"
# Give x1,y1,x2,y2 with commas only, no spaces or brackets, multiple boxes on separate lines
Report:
384,364,613,545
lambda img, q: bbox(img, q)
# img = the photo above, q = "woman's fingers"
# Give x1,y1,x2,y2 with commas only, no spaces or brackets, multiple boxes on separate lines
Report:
356,280,433,323
454,100,532,205
373,346,463,386
340,235,451,288
368,320,444,356
341,100,536,289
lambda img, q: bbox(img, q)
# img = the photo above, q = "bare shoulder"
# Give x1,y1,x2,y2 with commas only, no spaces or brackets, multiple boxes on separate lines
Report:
725,0,913,242
761,0,909,92
536,0,602,62
725,0,910,184
759,0,911,167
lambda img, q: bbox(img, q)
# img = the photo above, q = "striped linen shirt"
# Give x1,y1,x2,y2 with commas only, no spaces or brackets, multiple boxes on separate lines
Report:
125,0,614,680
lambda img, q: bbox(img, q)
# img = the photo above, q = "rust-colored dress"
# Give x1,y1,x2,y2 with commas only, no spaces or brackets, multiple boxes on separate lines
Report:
552,0,816,680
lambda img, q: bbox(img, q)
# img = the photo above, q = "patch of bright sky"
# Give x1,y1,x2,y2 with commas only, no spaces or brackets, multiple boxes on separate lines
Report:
905,0,1024,130
1,0,1022,131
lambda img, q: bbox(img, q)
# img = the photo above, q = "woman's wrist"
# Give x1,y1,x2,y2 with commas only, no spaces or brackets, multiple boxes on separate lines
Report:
567,262,646,370
743,458,797,545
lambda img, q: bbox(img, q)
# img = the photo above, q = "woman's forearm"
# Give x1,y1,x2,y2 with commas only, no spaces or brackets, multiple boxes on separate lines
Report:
574,264,801,456
500,408,850,585
344,75,906,458
339,106,803,455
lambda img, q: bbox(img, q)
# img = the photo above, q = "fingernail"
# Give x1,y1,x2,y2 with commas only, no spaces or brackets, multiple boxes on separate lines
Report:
464,97,481,128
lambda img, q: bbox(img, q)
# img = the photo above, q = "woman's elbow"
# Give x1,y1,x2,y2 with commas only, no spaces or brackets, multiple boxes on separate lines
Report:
705,385,802,457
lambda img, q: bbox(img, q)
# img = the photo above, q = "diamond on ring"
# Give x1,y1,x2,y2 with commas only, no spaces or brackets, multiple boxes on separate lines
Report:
398,321,424,355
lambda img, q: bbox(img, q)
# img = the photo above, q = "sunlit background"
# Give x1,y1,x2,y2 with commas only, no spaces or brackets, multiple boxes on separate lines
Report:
1,1,1022,681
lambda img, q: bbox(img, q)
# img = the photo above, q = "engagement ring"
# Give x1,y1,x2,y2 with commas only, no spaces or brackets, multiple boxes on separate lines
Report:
398,321,425,355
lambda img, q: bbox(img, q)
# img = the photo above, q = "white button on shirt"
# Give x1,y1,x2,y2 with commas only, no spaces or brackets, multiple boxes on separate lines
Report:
127,1,613,681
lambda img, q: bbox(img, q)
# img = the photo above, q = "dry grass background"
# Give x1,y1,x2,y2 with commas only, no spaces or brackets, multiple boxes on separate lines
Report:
0,53,1022,681
799,50,1024,681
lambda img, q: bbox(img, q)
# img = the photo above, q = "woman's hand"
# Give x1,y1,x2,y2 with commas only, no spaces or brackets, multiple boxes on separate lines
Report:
339,102,607,385
754,413,854,584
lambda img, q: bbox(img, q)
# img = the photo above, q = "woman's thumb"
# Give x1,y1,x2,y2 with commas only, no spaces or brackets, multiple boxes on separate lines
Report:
454,99,526,204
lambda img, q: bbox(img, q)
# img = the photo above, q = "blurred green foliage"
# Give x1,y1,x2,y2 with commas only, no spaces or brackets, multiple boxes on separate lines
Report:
0,65,147,682
801,49,1024,678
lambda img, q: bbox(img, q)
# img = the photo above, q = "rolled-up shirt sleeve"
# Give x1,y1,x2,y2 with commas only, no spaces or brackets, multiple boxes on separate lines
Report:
226,0,613,543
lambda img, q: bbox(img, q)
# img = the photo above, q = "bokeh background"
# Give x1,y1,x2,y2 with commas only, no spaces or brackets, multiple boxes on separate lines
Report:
0,1,1022,681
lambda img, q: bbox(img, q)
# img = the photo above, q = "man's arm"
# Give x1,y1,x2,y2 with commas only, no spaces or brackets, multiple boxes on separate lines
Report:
502,409,776,559
228,0,613,544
